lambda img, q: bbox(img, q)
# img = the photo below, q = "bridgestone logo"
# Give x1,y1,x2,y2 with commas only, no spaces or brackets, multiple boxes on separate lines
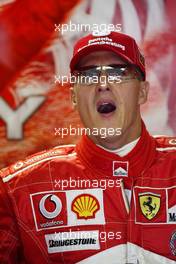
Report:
49,238,96,247
45,230,100,253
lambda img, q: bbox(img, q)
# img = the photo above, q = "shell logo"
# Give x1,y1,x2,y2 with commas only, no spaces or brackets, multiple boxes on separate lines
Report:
71,194,100,220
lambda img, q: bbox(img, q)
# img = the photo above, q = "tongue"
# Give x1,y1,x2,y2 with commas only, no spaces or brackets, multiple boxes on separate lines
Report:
97,103,116,114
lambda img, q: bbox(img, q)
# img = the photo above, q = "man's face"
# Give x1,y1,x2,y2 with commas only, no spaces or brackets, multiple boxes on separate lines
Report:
71,50,149,144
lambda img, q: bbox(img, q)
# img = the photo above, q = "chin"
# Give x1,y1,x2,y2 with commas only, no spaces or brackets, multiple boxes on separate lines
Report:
96,133,122,143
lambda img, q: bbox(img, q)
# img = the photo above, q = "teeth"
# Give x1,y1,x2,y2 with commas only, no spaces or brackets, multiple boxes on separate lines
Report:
97,102,116,114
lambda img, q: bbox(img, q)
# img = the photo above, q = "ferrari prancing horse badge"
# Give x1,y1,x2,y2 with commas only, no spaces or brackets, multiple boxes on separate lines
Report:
139,192,161,220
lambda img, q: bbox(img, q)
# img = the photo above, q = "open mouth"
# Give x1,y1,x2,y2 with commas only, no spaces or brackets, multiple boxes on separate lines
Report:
97,100,116,114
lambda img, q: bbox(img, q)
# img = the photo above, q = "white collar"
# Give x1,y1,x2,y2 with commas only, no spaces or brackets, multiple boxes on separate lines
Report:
97,137,140,157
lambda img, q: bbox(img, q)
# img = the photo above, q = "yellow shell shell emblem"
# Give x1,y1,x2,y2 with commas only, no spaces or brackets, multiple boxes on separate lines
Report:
72,194,100,220
139,192,161,220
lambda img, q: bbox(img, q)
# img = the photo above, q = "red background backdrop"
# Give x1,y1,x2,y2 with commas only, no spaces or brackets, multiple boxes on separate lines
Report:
0,0,175,168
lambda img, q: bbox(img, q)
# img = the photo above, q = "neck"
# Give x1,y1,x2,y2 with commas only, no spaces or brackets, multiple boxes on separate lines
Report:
89,119,142,150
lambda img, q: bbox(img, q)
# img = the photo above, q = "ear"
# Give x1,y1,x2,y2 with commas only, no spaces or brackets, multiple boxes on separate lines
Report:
70,87,77,109
138,81,149,105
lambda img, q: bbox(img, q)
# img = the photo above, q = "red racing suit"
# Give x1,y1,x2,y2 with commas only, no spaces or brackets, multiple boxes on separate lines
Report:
0,122,176,264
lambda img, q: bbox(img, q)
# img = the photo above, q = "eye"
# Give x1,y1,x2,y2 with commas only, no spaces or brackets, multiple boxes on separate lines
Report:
117,67,129,76
106,65,129,77
108,68,122,77
79,69,94,78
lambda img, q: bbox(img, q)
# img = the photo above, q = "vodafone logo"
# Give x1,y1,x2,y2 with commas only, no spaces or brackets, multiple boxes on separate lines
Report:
13,161,24,170
30,191,67,231
39,194,62,219
169,139,176,145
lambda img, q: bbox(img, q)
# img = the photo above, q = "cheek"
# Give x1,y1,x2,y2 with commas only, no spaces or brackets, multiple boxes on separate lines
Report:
77,87,94,106
125,94,138,108
120,86,139,109
76,89,92,111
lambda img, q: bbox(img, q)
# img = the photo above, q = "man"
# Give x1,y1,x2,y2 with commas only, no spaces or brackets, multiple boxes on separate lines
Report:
0,31,176,264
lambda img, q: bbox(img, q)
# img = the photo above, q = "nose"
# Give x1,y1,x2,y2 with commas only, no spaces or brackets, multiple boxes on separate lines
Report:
96,71,110,92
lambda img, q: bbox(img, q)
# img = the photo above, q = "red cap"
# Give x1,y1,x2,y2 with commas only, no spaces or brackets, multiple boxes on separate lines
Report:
70,31,145,79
